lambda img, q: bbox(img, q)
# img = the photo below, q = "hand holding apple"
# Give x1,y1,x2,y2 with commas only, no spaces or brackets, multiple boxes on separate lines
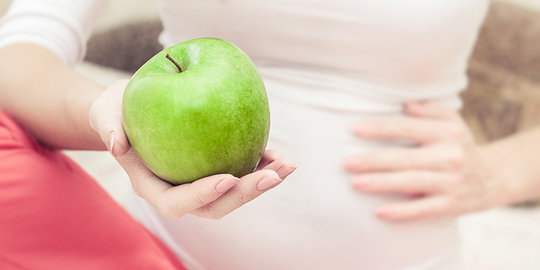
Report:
89,79,296,219
116,147,296,219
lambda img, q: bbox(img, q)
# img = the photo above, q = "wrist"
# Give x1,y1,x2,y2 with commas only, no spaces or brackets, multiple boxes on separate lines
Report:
69,80,106,150
479,130,540,206
477,144,517,206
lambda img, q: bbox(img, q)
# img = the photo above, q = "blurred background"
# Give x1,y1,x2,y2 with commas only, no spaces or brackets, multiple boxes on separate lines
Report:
1,0,540,269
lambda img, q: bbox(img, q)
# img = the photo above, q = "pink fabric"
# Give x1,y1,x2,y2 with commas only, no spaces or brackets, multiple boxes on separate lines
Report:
0,111,185,270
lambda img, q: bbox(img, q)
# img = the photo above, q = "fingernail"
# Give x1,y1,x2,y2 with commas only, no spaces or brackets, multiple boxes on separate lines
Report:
375,208,390,218
109,131,116,156
216,177,239,193
257,176,281,191
276,164,297,179
352,176,369,187
343,158,360,171
353,124,367,134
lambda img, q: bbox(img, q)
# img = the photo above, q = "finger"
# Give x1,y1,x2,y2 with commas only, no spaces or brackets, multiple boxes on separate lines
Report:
351,171,454,194
115,148,174,209
108,128,130,157
160,174,239,218
344,144,464,173
255,149,283,171
404,100,459,120
115,148,239,218
106,79,131,156
190,169,282,219
406,101,473,143
352,117,458,145
262,157,297,179
375,196,450,222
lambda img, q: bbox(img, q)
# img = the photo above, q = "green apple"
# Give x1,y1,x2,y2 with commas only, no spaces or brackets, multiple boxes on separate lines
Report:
122,38,270,185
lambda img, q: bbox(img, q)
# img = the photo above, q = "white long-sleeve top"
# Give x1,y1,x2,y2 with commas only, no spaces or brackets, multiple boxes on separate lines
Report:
0,1,489,269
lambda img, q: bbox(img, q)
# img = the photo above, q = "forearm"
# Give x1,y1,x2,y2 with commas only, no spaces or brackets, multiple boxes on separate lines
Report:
480,127,540,205
0,43,106,150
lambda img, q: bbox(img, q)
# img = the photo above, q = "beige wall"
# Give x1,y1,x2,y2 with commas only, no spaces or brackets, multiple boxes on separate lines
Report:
0,0,11,15
502,0,540,10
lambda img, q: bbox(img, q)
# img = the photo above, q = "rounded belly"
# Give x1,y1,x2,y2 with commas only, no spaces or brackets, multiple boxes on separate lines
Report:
124,68,462,270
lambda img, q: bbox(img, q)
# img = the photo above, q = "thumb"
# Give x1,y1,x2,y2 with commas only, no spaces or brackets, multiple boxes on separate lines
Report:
89,79,131,157
105,128,130,157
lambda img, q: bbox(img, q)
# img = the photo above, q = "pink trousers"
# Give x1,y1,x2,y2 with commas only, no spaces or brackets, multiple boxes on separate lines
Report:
0,112,185,270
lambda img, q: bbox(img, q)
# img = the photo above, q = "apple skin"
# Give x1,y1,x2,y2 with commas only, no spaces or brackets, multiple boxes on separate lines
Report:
122,38,270,185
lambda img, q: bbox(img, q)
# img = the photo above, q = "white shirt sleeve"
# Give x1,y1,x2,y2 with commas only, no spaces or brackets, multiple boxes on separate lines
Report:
0,0,109,66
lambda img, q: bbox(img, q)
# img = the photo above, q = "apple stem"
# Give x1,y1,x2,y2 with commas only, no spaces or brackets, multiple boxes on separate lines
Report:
166,53,182,73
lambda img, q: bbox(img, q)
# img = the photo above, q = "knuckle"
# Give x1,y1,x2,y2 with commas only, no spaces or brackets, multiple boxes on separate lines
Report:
234,193,250,205
234,184,259,205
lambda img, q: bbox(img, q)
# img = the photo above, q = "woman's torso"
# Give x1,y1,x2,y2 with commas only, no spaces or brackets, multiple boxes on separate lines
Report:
125,1,489,269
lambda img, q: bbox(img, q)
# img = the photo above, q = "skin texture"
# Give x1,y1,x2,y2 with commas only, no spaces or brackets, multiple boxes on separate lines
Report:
123,38,270,185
